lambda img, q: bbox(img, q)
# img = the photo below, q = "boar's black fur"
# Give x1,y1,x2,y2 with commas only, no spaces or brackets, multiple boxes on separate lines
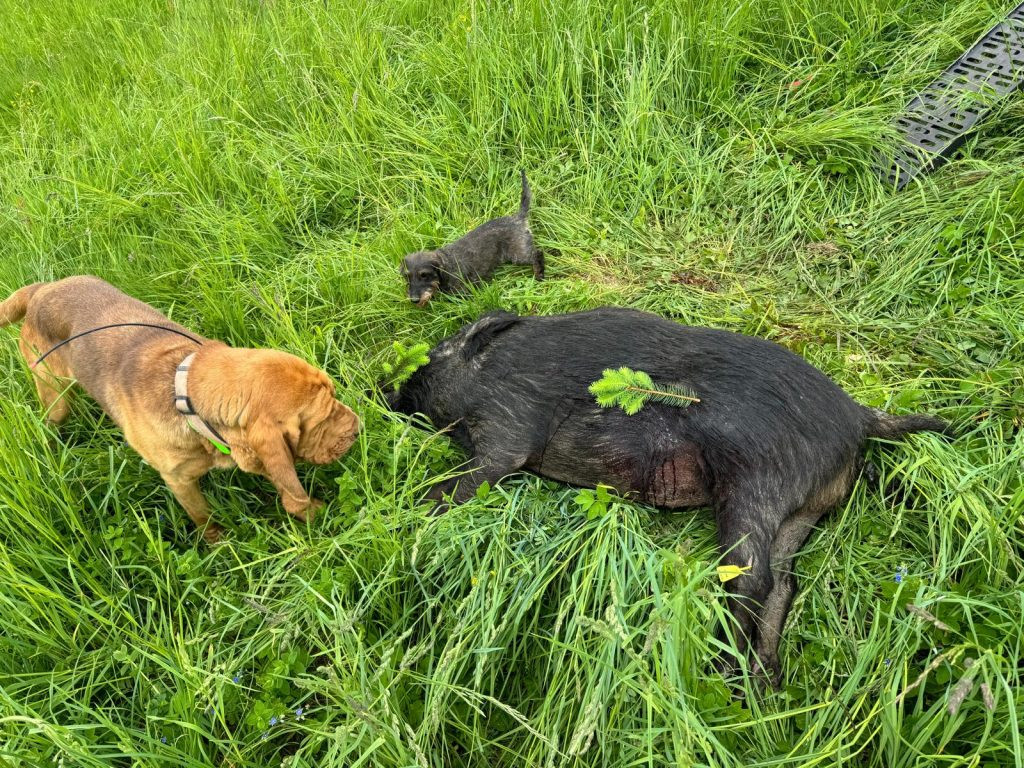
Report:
386,307,950,683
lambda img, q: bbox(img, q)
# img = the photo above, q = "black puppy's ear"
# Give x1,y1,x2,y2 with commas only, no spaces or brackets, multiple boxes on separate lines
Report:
460,311,520,359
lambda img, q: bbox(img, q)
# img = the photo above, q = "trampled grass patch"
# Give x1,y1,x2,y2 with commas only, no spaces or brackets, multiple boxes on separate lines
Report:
0,0,1021,765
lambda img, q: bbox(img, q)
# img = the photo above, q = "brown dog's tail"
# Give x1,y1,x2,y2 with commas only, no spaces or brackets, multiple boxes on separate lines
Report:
0,283,43,327
517,170,531,220
864,407,953,440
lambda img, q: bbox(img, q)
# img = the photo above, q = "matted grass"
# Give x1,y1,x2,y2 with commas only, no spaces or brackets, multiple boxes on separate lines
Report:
0,0,1021,765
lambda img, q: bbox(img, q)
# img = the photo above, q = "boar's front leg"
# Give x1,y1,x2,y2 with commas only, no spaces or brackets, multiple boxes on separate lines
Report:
425,446,528,514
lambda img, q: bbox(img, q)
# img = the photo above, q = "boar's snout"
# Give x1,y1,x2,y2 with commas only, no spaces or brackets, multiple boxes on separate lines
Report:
382,386,401,410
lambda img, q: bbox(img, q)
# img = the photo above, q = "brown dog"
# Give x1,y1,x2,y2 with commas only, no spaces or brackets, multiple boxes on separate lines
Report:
0,276,360,542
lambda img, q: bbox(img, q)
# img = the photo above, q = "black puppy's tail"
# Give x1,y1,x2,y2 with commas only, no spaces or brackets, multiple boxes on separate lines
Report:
517,170,531,220
864,407,953,440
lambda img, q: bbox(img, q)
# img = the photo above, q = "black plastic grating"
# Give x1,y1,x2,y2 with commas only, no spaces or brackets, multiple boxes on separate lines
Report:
884,2,1024,188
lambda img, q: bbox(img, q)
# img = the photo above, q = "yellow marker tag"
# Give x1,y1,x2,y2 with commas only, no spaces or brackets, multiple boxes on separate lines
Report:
716,564,752,583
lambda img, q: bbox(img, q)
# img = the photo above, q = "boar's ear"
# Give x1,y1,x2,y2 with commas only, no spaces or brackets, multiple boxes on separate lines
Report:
460,311,520,359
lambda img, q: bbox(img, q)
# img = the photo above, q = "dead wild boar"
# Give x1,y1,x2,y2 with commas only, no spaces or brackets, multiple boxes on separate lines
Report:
385,307,950,683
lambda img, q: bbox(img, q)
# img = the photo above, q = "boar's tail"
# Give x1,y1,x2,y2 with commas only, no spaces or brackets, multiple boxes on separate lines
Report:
517,170,531,220
0,282,43,327
864,407,953,440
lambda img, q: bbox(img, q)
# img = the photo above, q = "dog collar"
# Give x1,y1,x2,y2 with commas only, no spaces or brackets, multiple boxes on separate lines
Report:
174,353,231,455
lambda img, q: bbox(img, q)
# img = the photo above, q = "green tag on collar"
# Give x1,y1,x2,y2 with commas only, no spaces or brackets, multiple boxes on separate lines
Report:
185,420,231,455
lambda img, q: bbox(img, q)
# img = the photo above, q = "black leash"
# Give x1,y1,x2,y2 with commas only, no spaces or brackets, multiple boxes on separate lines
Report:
33,323,203,368
29,321,228,453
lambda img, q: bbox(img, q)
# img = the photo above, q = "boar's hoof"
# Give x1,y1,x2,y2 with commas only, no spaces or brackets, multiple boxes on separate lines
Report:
751,655,783,690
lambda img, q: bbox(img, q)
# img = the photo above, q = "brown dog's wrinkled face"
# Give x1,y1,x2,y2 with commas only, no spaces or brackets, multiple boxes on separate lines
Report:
297,394,360,465
284,374,361,465
401,252,442,306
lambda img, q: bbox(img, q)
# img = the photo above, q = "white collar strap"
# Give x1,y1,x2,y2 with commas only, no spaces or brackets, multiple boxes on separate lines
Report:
174,352,231,455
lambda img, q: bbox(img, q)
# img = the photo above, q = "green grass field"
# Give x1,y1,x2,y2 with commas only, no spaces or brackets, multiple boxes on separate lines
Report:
1,0,1022,765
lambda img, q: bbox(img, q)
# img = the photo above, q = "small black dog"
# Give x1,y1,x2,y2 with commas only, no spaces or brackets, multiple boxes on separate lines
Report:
401,172,543,306
386,308,950,683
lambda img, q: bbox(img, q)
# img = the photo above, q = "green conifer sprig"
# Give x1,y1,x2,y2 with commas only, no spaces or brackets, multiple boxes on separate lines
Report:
380,341,431,391
589,367,700,415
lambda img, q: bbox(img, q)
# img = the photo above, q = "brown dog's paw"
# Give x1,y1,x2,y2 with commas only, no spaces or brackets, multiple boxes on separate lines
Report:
304,498,325,524
202,523,225,545
283,496,323,523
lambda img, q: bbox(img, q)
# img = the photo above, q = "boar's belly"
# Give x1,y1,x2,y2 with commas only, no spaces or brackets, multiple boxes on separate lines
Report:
530,437,709,510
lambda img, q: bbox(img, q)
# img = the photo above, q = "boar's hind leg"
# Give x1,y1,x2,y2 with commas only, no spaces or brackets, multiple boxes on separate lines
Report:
713,494,780,676
750,506,823,687
425,453,527,513
754,463,855,686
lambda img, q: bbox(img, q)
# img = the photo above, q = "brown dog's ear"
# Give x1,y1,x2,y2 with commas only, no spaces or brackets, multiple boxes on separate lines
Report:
244,413,314,516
